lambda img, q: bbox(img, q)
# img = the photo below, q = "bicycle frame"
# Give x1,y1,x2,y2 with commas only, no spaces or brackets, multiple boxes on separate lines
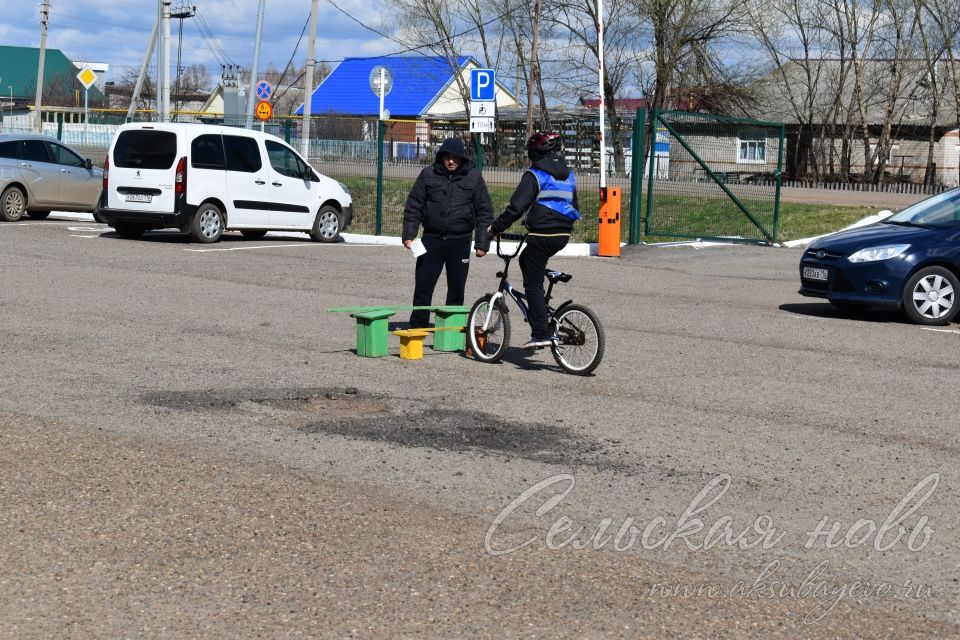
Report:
479,234,572,332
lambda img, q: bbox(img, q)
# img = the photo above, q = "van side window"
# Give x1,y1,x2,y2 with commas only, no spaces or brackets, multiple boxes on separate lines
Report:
265,140,306,179
191,134,225,170
223,136,262,173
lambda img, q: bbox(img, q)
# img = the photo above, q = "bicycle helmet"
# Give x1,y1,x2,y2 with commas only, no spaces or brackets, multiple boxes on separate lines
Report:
524,131,562,153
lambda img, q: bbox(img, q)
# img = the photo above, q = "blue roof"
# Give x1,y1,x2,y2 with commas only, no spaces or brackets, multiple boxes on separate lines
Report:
295,56,474,117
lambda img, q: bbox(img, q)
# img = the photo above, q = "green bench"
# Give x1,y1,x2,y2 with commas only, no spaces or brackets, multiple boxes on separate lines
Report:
329,305,471,357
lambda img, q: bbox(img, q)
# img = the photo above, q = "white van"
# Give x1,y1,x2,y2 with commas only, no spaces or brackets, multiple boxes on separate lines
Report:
100,123,352,243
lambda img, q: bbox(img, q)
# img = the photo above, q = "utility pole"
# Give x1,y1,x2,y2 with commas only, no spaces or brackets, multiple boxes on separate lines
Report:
171,4,196,122
128,15,159,122
161,0,171,121
34,0,51,132
525,0,540,138
245,0,266,129
302,0,318,159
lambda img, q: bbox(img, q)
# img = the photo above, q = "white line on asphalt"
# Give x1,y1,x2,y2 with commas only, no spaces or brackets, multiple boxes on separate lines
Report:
921,327,960,334
6,222,75,226
67,226,103,232
68,234,100,238
183,243,382,253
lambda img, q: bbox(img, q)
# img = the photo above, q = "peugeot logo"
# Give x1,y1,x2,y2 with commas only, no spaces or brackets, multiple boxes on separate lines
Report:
816,250,826,259
136,170,141,178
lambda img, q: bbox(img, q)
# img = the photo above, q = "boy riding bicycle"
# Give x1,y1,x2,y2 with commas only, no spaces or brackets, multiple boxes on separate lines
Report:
489,131,581,349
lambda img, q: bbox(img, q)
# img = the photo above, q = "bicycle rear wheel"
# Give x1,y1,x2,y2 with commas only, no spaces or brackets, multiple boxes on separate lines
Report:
551,303,604,375
467,295,511,363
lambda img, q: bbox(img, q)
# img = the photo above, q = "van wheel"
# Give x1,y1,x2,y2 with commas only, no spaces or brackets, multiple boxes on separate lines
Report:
113,222,145,239
191,203,224,243
310,205,342,242
1,186,26,222
27,210,51,220
241,230,268,240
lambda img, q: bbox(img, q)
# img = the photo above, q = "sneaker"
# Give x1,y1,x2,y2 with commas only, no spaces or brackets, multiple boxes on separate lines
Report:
521,335,558,349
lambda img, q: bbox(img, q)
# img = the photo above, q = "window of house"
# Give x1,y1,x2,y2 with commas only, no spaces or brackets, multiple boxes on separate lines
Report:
869,143,900,165
737,134,766,164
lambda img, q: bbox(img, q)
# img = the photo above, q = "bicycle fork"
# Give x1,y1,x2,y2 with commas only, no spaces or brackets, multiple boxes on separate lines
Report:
480,291,506,332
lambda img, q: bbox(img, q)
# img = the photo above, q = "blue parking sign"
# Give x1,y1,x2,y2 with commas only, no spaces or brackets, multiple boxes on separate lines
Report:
470,69,495,101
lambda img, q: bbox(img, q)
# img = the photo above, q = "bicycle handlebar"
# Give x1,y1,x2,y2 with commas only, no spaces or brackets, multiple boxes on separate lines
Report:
492,231,526,259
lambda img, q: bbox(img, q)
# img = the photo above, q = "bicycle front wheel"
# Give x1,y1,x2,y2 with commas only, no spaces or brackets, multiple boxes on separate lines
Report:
467,295,511,363
551,303,604,375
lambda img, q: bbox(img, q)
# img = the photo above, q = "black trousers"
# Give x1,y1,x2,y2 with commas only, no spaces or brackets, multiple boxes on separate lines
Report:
410,235,472,328
519,234,569,338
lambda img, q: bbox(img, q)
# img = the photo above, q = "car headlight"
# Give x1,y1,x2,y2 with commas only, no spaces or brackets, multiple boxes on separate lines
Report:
847,244,910,263
336,181,350,194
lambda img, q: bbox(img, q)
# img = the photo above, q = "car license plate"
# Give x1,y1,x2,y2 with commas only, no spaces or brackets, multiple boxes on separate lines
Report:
125,193,152,203
803,266,828,281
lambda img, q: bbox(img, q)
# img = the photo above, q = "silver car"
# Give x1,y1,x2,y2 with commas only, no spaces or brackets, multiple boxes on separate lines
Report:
0,133,103,222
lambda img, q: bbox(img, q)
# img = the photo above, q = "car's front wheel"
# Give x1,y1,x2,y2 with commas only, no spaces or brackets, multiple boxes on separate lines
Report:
310,205,342,242
901,266,960,325
0,186,26,222
190,203,224,243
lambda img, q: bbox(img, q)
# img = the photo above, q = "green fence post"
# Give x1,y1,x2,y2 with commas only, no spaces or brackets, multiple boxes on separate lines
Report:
375,119,385,235
56,112,63,140
773,124,784,243
628,108,646,245
644,110,658,236
474,133,484,173
284,119,292,144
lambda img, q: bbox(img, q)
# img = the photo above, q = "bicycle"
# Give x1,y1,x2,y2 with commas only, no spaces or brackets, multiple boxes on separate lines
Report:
466,232,604,375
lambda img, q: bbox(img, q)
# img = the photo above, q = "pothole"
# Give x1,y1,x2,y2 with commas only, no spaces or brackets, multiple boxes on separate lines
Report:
301,408,631,473
142,387,391,417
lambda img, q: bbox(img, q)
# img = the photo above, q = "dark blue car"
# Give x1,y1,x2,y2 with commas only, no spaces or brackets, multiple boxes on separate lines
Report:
799,188,960,325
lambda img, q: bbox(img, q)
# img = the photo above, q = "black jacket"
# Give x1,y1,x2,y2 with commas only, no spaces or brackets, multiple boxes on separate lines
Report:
401,155,493,251
490,154,579,235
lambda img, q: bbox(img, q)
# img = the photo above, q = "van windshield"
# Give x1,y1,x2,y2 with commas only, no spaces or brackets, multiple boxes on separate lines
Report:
114,130,177,169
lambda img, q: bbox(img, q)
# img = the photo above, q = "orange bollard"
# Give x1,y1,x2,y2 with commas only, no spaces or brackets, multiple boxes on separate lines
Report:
597,187,621,257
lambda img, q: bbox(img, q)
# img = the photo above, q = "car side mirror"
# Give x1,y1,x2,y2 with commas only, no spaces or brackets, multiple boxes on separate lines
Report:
85,158,93,169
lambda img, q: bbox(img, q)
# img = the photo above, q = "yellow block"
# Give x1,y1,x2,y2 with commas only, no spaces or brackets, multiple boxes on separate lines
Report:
392,329,430,360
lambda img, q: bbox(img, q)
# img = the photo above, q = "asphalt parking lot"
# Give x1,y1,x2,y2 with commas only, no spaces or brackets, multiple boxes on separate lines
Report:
1,216,958,638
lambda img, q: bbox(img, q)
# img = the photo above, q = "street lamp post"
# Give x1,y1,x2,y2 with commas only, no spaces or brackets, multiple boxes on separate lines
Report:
8,86,12,123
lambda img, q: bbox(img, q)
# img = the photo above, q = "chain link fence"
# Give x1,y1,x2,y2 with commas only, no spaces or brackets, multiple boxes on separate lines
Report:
2,108,639,243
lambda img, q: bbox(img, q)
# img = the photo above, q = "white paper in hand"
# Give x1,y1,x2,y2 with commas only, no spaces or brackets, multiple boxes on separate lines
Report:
410,238,427,258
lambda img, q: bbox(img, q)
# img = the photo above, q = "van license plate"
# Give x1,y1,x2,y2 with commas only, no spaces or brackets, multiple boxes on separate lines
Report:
125,193,152,203
803,266,828,281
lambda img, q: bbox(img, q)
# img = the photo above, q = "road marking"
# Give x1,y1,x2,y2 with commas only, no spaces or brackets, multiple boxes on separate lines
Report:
69,234,100,238
921,327,960,334
184,243,382,253
6,222,75,226
68,226,103,232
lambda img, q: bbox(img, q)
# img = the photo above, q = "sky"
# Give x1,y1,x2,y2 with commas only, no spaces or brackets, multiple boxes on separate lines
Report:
0,0,399,86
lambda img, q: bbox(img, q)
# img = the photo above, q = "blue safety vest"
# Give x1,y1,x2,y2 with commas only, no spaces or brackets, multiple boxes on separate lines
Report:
528,168,581,221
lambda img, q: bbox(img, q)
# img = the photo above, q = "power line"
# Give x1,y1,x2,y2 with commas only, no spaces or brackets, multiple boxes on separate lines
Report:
320,0,521,60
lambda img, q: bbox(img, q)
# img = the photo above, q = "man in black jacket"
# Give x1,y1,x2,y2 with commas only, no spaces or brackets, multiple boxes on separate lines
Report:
489,131,580,349
402,138,493,329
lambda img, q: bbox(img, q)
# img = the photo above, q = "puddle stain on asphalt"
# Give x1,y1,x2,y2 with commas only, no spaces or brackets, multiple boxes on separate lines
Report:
142,387,632,473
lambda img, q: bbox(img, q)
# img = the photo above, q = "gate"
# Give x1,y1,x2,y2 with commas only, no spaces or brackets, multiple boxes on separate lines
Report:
641,110,784,244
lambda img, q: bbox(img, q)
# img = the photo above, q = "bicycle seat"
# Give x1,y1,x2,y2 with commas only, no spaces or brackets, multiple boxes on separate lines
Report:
546,271,573,283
